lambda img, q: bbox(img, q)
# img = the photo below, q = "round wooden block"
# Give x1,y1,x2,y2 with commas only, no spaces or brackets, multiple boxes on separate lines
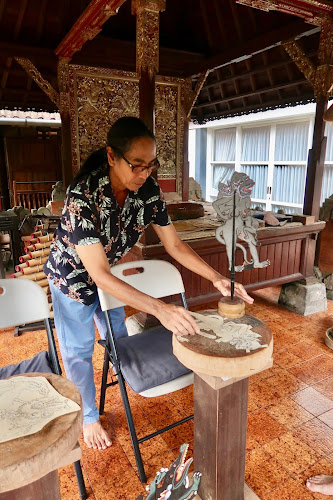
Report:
0,373,82,493
218,296,245,319
173,310,273,378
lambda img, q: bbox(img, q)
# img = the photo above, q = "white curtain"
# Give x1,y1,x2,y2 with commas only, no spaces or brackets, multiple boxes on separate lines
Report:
241,126,270,162
273,165,306,204
322,166,333,203
212,165,234,190
240,165,267,200
325,122,333,161
321,123,333,202
275,122,309,161
214,128,236,161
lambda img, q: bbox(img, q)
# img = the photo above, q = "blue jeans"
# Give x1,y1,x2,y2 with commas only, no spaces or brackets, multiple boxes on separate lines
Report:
49,281,128,425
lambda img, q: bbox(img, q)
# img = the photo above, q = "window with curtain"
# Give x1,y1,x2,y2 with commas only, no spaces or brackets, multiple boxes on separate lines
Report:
240,164,268,200
212,165,234,189
211,128,236,192
214,128,236,161
240,126,269,207
241,126,270,162
272,122,309,213
323,122,333,203
208,118,333,211
275,122,309,161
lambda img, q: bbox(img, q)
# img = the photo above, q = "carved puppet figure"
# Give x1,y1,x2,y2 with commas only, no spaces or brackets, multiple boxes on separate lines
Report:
136,443,201,500
213,171,270,272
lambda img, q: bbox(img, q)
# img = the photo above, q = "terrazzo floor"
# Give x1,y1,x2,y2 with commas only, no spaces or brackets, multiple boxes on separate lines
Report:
1,286,333,499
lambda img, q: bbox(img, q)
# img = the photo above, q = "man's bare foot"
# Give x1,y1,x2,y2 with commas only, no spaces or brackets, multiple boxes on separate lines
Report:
83,420,112,450
306,475,333,495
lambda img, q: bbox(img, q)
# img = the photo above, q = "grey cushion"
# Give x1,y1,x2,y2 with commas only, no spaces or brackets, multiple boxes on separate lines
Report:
115,325,191,393
0,351,53,379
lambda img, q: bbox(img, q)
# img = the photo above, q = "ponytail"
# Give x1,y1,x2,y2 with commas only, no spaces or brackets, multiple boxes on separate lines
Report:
72,116,155,184
73,147,107,183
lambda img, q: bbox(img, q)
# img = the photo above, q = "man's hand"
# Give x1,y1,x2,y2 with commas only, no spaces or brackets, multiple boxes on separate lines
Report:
156,303,200,336
213,276,254,304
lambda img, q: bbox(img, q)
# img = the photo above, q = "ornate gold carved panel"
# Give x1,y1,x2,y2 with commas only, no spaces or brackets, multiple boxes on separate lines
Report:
69,65,186,195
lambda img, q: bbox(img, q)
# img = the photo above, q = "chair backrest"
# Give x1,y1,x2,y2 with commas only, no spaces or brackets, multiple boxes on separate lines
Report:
0,279,50,329
98,260,185,311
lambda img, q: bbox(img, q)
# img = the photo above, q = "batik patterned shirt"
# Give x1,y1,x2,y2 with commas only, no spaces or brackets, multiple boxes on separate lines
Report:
44,165,171,305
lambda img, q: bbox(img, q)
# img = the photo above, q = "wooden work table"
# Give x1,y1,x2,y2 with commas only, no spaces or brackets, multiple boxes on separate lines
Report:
132,218,326,308
0,373,82,500
173,308,273,500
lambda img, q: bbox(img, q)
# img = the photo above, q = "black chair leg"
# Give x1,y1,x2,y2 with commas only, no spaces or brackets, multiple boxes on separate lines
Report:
99,347,109,415
99,349,109,415
117,372,147,483
74,460,87,500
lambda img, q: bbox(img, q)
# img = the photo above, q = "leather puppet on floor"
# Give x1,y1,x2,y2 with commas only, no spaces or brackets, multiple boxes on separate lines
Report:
136,444,201,500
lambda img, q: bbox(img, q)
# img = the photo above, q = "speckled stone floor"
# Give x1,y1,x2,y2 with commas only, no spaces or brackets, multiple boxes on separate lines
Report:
1,286,332,499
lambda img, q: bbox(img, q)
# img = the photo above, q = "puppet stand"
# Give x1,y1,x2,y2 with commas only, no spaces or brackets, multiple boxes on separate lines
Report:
0,373,82,500
173,310,273,500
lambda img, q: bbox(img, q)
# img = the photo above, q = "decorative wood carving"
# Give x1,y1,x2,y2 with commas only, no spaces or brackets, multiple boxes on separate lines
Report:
68,65,186,195
283,19,333,97
14,57,60,108
236,0,333,26
57,58,71,113
185,72,209,118
131,0,166,78
282,40,316,84
55,0,127,59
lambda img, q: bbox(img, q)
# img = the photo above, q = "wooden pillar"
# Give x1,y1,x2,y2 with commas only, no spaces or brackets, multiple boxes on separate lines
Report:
132,0,166,133
303,96,327,218
132,0,165,245
0,137,10,210
57,58,73,189
194,374,249,500
183,119,190,201
283,20,333,220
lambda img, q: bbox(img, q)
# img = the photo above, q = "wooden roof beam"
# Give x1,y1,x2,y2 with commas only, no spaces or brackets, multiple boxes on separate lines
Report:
198,94,314,121
202,47,317,89
236,0,333,27
195,78,307,108
14,58,60,108
55,0,127,60
185,20,317,76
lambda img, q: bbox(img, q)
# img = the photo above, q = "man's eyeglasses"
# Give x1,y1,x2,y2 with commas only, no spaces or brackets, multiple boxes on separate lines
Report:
118,151,160,174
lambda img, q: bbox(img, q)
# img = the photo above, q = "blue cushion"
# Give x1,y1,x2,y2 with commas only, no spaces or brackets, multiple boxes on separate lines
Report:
0,351,53,379
115,325,191,393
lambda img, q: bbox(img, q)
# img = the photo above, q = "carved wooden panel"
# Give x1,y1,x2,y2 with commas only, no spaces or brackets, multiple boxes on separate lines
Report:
68,65,186,195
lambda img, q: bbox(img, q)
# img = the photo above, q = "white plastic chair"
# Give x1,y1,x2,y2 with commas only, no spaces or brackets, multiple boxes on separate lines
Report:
97,260,194,483
0,279,87,499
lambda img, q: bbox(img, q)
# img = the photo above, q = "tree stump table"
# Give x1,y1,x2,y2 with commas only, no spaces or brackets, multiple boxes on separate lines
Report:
0,373,82,500
173,310,273,500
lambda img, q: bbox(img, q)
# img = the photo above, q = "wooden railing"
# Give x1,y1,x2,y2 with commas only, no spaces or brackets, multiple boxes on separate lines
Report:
12,181,57,209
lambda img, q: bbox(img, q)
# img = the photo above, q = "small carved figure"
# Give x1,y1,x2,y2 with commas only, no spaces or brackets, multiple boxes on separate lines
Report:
51,181,65,201
213,171,270,272
136,443,201,500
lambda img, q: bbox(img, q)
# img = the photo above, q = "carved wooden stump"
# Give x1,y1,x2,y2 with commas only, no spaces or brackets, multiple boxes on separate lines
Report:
0,373,82,499
173,310,273,500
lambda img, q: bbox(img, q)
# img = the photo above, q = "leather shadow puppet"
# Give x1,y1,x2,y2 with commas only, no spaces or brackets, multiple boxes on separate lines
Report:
213,171,270,272
136,443,201,500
